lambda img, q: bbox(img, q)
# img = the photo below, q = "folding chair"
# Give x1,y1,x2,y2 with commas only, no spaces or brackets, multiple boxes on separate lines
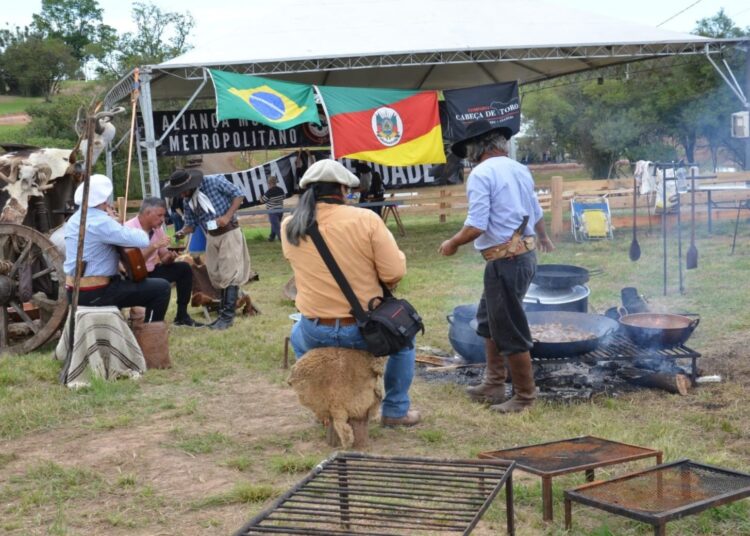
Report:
570,195,614,242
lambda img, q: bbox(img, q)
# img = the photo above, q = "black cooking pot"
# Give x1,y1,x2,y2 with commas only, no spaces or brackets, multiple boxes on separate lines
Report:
533,264,601,290
619,313,699,348
447,304,485,363
526,311,619,359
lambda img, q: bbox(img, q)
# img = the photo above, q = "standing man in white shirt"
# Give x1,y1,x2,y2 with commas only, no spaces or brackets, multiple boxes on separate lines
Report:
438,120,554,413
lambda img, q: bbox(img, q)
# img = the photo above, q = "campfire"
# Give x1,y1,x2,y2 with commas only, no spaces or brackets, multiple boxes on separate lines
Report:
431,279,703,400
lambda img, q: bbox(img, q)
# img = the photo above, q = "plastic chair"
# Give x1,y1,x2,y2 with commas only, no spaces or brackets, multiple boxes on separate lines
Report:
571,196,614,242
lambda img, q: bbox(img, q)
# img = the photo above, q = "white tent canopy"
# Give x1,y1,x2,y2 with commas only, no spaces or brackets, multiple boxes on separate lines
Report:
103,0,744,195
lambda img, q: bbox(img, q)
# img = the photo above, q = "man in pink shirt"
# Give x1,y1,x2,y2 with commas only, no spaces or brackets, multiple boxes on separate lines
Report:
125,197,202,327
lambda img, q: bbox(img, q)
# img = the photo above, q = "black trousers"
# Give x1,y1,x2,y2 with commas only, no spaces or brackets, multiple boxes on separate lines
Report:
475,251,537,355
150,262,193,316
68,276,171,322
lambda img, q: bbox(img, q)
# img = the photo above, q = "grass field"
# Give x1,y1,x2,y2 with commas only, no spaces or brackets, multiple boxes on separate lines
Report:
1,207,750,534
0,96,42,116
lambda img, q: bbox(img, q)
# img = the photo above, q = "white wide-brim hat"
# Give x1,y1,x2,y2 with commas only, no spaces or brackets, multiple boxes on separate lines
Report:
299,159,360,189
74,174,113,207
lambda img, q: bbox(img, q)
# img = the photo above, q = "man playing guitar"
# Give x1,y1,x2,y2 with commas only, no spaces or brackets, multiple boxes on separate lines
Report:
125,197,202,327
63,174,171,321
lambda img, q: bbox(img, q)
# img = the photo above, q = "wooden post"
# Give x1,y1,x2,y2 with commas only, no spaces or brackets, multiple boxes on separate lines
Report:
117,196,125,219
551,176,564,238
326,418,369,449
439,189,446,223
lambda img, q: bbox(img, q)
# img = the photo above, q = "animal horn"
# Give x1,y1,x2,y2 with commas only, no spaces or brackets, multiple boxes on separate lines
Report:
74,106,85,137
93,106,126,120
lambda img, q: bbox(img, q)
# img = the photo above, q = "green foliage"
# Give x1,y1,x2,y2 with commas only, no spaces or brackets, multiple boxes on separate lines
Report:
97,2,195,77
23,93,95,144
0,37,77,99
520,9,748,174
30,0,117,70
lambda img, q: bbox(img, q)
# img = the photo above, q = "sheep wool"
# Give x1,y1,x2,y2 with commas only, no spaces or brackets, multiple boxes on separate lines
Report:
288,348,385,448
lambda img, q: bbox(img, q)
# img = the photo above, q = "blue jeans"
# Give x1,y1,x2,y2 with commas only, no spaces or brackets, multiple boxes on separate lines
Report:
268,212,282,240
290,316,415,418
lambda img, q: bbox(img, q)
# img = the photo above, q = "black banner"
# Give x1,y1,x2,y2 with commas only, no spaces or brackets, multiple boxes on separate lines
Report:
223,152,442,209
149,109,330,156
442,81,520,141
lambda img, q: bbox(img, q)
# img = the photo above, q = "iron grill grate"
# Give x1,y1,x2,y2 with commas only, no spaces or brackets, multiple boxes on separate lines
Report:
234,452,515,535
479,436,661,475
533,333,701,362
573,460,750,514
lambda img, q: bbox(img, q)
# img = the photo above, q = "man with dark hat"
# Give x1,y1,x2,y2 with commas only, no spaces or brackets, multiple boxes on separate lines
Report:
163,168,252,330
438,120,554,413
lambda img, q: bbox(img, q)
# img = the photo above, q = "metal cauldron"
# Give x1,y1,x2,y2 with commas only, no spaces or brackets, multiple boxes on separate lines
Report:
619,313,700,348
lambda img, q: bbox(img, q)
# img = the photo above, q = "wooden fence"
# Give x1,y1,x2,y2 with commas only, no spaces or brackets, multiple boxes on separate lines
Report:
121,170,750,236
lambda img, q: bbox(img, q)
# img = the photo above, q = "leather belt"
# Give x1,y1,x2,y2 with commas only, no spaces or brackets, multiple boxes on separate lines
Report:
481,236,536,261
65,275,112,290
207,220,239,237
315,317,357,327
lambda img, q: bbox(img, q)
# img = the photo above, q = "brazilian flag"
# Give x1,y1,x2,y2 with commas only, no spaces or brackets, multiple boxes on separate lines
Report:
210,69,320,129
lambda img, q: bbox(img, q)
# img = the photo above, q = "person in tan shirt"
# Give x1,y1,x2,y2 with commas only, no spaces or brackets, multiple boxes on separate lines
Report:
281,159,420,427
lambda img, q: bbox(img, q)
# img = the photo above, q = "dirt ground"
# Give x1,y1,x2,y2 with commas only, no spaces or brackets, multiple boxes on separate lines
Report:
0,377,310,535
0,113,30,125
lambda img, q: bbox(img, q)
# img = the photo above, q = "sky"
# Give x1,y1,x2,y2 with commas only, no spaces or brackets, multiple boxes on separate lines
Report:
3,0,750,48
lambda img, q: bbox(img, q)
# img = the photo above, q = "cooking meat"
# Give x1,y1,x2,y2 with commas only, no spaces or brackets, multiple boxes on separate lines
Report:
531,323,596,343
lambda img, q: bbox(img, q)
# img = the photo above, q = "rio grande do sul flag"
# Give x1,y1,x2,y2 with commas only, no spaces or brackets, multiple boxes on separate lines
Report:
317,86,445,166
209,69,319,129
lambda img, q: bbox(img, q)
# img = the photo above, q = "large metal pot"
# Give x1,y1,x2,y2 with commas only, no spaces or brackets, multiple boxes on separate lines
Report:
533,264,592,289
526,311,619,359
447,304,485,363
619,313,700,348
523,283,590,313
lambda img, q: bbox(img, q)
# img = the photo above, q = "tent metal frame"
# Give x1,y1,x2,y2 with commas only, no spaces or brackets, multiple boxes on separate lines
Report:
101,39,747,198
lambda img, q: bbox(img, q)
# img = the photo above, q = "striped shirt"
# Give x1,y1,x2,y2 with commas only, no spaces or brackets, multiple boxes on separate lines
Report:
260,186,285,210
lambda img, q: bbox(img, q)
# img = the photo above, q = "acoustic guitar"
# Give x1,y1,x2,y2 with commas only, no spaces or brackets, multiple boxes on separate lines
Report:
118,246,148,282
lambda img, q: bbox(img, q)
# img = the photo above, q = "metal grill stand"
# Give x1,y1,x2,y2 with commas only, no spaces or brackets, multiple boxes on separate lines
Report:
235,452,516,535
564,459,750,536
480,436,662,522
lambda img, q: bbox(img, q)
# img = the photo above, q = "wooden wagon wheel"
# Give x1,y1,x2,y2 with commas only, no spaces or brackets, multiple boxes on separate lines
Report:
0,223,67,354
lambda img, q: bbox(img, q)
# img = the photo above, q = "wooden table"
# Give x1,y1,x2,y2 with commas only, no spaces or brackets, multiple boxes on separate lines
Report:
479,436,662,522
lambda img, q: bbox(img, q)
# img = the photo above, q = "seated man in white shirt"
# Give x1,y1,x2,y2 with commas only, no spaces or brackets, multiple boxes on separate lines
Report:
63,175,171,322
125,197,202,327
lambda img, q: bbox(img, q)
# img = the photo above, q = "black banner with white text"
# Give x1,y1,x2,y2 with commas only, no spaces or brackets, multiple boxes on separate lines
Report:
442,81,520,141
146,109,330,155
223,152,442,209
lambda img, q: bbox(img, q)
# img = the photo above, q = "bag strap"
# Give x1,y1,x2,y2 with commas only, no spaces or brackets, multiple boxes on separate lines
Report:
307,222,369,323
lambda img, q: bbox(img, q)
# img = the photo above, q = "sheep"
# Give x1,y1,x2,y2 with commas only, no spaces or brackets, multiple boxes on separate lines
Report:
288,347,385,449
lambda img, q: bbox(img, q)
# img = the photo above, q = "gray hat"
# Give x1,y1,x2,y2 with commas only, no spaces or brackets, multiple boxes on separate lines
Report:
299,159,360,189
450,120,513,159
162,169,203,197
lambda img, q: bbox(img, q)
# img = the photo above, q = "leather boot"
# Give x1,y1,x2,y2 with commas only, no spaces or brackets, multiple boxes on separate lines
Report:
465,338,507,404
490,351,536,413
210,285,238,330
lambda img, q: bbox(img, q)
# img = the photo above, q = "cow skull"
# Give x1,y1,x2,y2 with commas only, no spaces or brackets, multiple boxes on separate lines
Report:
76,106,126,168
0,149,70,224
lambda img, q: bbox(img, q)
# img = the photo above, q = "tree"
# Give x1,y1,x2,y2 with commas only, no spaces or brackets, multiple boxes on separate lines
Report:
30,0,116,73
0,37,78,99
98,2,194,77
520,9,748,175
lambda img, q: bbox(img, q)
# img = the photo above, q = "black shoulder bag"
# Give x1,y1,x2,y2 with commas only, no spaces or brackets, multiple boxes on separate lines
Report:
307,222,424,357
